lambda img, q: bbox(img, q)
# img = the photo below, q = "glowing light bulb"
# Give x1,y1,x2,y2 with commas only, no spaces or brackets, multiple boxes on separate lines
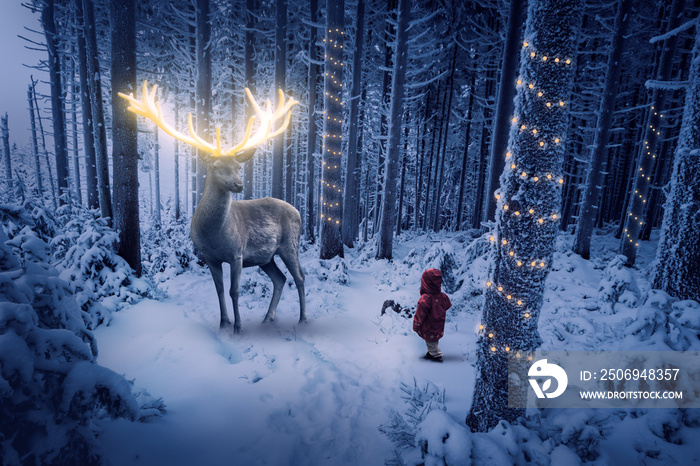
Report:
538,218,544,224
531,261,536,266
547,174,552,179
514,211,520,216
489,333,494,338
540,141,545,146
486,281,492,287
509,251,514,256
523,41,529,47
505,347,510,352
542,56,547,61
525,313,530,318
517,300,522,305
521,124,526,130
495,193,501,199
497,287,503,292
540,262,545,267
559,101,565,106
511,163,517,169
507,295,512,299
517,79,522,85
537,92,543,97
566,59,571,64
529,209,534,214
517,261,522,266
528,84,534,89
532,129,537,135
533,177,539,181
546,102,551,107
490,236,495,242
479,324,484,330
555,58,559,63
491,347,496,352
504,205,509,211
530,52,535,57
512,117,517,123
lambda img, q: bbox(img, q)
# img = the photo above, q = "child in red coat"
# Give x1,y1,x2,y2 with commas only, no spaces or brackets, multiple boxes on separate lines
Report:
413,268,452,362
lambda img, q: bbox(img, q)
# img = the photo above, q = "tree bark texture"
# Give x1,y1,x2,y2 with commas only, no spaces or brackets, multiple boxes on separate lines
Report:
466,0,582,432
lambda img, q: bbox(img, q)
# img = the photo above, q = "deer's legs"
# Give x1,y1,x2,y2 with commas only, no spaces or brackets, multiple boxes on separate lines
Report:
259,260,285,323
229,258,243,333
280,253,307,323
208,260,232,330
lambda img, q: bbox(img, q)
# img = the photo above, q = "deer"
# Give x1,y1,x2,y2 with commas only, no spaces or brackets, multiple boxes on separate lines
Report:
119,81,305,334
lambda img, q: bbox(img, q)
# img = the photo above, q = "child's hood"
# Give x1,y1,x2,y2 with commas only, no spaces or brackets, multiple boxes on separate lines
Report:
420,268,443,295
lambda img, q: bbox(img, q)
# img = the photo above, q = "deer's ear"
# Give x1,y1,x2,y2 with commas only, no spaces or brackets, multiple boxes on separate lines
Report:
235,148,257,163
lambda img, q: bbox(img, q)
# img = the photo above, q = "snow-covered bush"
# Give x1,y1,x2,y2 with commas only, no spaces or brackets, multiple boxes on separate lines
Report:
0,228,143,465
142,215,200,283
598,255,642,314
423,243,463,294
624,290,700,351
51,204,151,328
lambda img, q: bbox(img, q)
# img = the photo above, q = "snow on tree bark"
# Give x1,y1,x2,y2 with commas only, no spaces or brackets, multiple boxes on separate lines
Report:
319,0,345,260
620,0,685,266
573,0,632,260
376,0,409,260
466,0,582,432
42,0,70,204
111,0,141,276
651,25,700,302
341,0,365,248
271,0,287,200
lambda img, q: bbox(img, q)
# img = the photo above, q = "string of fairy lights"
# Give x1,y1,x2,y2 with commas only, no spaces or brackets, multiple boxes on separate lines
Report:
622,105,664,249
479,40,574,355
320,28,344,226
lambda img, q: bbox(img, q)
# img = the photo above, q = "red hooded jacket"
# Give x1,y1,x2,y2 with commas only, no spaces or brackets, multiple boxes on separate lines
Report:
413,269,452,341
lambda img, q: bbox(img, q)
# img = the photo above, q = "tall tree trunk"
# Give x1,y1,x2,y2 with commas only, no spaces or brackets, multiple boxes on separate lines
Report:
70,55,82,205
174,87,181,221
433,47,457,231
466,0,582,432
42,0,70,204
573,0,632,259
482,0,525,225
272,0,287,199
1,114,11,199
111,0,141,276
153,125,161,226
306,0,318,242
27,86,44,199
243,0,256,200
83,0,112,220
341,0,365,247
376,0,409,260
456,73,475,230
32,78,57,209
651,26,700,302
195,0,211,205
620,0,684,266
74,0,98,209
319,0,345,259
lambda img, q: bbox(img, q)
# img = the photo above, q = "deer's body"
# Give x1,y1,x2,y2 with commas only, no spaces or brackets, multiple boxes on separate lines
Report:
191,158,306,332
119,82,305,333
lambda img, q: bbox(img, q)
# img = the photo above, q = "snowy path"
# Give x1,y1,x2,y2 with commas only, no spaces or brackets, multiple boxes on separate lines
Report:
95,246,479,465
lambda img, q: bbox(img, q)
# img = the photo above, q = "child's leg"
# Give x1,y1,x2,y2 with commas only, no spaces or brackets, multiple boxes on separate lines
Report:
425,340,443,358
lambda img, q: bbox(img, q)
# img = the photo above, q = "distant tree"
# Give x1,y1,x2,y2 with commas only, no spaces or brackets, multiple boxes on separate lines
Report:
573,0,632,259
305,0,319,242
73,0,98,209
341,0,365,247
482,0,525,226
620,0,685,266
42,0,70,204
195,0,211,205
376,0,409,260
27,85,44,199
651,24,700,302
1,114,11,199
243,0,256,200
271,0,287,200
466,0,582,432
319,0,345,259
82,0,112,221
111,0,141,275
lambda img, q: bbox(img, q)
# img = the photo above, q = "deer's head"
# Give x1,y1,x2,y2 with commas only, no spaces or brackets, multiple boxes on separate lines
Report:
118,81,298,191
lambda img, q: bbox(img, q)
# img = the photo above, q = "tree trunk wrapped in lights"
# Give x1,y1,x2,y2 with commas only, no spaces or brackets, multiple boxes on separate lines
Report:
620,0,685,266
319,0,345,260
466,0,582,432
651,25,700,302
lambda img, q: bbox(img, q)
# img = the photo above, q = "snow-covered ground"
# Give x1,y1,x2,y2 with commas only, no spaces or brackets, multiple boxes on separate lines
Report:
93,230,700,465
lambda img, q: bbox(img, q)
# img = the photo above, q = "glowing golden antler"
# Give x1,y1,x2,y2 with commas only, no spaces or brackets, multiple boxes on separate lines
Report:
117,81,298,159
